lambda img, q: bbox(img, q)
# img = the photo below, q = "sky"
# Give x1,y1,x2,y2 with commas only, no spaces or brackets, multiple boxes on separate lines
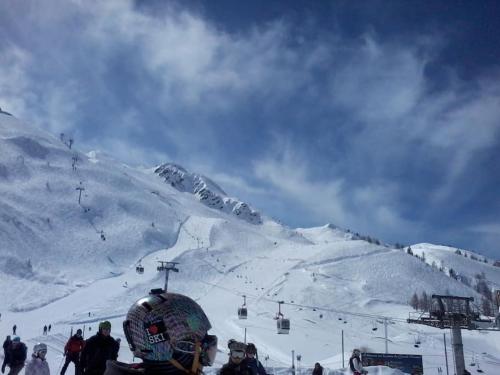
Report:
0,0,499,258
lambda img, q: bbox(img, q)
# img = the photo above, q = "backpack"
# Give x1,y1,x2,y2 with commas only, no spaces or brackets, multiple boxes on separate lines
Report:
66,336,84,353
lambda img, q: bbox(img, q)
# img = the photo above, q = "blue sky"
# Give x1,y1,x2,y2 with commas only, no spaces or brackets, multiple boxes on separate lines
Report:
1,0,499,258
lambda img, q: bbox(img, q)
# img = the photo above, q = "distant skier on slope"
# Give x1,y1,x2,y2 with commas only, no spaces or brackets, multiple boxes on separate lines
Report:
25,343,49,375
11,326,16,336
43,326,47,336
349,349,367,375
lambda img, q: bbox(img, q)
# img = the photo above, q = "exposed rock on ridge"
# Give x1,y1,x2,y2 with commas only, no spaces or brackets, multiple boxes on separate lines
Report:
154,163,262,224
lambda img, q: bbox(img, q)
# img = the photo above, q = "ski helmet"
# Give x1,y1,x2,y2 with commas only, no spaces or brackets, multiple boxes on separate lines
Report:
12,336,20,343
33,343,47,355
123,290,216,369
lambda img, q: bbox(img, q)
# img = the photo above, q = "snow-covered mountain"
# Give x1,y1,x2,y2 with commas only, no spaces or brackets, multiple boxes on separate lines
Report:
1,113,499,374
154,163,262,225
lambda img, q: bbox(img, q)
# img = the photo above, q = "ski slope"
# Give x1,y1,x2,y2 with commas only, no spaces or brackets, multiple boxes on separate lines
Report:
1,113,499,374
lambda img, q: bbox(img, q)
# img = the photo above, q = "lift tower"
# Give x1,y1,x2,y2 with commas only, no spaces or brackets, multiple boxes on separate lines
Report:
156,261,179,292
407,295,491,375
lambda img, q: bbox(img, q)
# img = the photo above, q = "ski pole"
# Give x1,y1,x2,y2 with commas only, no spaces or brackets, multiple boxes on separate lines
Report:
56,354,65,374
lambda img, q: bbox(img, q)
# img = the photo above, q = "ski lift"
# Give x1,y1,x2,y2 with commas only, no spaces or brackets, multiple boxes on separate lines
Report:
238,295,248,320
136,262,144,274
275,301,290,334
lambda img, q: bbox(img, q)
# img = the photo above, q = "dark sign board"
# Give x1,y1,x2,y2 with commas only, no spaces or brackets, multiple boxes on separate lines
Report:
362,352,423,375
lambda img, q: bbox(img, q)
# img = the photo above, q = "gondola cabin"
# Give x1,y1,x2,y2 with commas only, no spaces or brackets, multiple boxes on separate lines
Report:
238,307,248,319
277,318,290,334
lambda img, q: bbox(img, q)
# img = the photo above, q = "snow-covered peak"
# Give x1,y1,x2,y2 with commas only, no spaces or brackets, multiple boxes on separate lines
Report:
155,163,262,225
296,223,355,244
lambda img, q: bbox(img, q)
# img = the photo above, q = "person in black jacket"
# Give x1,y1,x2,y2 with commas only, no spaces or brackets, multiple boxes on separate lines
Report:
6,337,27,375
244,343,266,375
1,336,11,374
80,322,118,375
312,363,323,375
219,340,251,375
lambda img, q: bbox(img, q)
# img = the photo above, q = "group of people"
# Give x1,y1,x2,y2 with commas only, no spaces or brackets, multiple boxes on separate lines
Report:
219,340,266,375
2,290,369,375
42,326,52,336
59,321,120,375
1,321,120,375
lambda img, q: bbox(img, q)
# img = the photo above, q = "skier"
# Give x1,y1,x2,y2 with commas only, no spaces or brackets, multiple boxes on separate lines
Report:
25,343,49,375
244,343,266,375
102,289,217,375
61,329,85,375
7,337,27,375
219,340,250,375
48,325,51,333
349,349,367,375
43,326,47,336
11,326,16,336
1,336,11,374
80,321,118,375
312,363,323,375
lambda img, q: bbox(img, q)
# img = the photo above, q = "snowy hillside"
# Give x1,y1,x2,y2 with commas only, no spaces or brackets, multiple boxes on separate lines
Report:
411,243,500,289
1,113,499,375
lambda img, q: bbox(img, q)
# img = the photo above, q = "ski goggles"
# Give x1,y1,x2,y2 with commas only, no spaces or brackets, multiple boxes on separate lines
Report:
230,350,246,359
175,334,218,366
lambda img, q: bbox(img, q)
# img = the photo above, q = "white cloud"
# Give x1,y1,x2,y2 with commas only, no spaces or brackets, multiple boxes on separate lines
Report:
1,0,499,253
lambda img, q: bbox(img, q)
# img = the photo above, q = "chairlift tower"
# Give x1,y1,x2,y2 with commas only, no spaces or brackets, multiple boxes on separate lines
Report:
156,261,179,292
76,182,85,205
407,294,498,375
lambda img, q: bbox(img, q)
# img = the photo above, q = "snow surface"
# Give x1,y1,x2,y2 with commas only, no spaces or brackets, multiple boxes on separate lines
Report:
0,114,499,375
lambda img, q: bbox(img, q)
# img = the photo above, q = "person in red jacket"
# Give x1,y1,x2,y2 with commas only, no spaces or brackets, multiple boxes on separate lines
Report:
61,329,85,375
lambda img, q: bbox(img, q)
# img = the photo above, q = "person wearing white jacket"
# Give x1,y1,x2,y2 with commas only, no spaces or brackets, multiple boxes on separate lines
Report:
25,343,50,375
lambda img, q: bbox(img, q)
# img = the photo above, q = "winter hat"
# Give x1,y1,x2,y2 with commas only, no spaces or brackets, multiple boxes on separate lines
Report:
33,343,47,355
99,321,111,331
12,336,20,342
228,340,246,352
245,343,257,355
76,329,83,335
